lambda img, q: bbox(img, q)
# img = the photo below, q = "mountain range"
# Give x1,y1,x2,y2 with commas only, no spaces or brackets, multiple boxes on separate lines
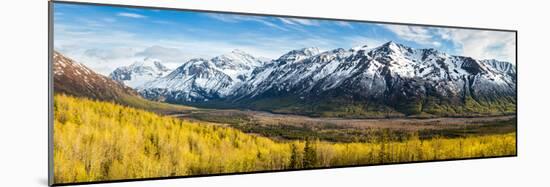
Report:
138,49,268,102
67,41,516,117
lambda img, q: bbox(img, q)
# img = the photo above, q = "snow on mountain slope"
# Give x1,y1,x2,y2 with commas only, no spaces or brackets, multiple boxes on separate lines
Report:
139,50,268,102
234,47,357,98
231,41,515,116
137,42,516,116
109,58,172,88
232,47,330,98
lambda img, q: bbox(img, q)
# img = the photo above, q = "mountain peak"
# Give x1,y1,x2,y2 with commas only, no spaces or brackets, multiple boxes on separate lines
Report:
212,49,265,69
351,44,370,51
288,47,321,55
381,41,404,49
214,49,256,60
131,57,169,71
110,58,172,88
277,47,321,62
299,47,321,55
370,41,414,56
420,48,447,58
384,41,397,45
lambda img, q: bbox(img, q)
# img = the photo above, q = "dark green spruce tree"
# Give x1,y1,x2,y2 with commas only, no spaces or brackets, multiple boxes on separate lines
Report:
289,143,301,169
303,138,317,168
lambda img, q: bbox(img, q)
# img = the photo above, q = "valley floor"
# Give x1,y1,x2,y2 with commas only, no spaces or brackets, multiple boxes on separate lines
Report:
179,109,516,142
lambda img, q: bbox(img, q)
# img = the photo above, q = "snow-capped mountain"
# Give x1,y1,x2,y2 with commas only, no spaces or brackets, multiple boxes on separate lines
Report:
275,47,321,64
110,58,172,88
232,47,327,98
138,42,516,117
233,47,355,99
139,49,268,102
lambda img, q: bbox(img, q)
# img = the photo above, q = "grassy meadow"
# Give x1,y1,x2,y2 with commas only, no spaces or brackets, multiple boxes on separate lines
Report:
53,94,516,184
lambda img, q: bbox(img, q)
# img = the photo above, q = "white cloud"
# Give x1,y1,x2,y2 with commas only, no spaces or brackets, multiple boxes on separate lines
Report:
84,47,136,61
54,23,150,75
383,24,435,46
135,45,189,63
256,20,289,31
278,18,319,26
206,13,288,31
382,24,515,64
56,19,386,74
154,36,289,60
437,29,516,64
205,13,247,23
335,21,353,28
117,12,146,19
55,25,143,48
56,48,142,75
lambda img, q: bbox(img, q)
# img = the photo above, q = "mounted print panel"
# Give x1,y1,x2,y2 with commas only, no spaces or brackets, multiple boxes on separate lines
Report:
49,1,517,185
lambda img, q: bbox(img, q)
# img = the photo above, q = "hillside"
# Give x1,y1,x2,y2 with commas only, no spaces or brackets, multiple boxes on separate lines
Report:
53,51,139,101
53,51,194,113
53,94,516,184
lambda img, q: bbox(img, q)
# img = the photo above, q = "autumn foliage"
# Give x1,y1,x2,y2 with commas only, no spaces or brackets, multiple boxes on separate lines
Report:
53,94,516,184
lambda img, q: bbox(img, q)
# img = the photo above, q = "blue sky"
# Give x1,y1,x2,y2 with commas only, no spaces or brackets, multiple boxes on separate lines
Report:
54,2,516,75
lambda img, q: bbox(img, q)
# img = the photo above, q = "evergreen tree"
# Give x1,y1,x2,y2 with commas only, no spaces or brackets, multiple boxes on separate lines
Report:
289,143,300,169
303,138,317,168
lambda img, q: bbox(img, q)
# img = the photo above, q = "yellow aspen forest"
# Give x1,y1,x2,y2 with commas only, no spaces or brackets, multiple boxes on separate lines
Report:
53,94,516,184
